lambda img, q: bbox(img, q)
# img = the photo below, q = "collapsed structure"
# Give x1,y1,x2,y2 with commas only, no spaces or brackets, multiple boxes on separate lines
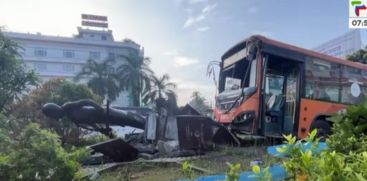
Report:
42,99,239,163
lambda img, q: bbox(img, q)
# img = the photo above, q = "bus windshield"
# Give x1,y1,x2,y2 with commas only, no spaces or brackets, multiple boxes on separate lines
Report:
219,58,257,93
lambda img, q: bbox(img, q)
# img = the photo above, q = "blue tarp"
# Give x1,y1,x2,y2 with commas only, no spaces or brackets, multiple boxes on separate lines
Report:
193,165,287,181
267,142,328,158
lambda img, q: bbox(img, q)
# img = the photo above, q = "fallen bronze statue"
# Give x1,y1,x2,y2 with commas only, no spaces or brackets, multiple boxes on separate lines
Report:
42,99,239,163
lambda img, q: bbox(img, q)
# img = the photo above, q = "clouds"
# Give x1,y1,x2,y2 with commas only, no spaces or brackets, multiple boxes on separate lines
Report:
174,56,199,67
188,0,208,4
183,2,218,29
183,14,206,28
197,26,210,32
160,48,212,105
163,48,199,67
202,3,217,14
173,78,215,105
163,49,179,56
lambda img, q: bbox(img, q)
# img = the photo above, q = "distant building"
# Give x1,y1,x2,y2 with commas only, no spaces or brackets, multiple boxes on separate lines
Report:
4,25,144,106
313,30,365,58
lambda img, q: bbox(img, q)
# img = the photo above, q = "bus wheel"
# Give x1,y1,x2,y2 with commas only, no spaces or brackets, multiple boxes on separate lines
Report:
310,120,331,141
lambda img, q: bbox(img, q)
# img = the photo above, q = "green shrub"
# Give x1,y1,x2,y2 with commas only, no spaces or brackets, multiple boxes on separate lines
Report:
78,133,110,147
277,130,367,180
252,164,271,181
226,162,241,181
181,160,194,180
327,103,367,154
0,114,89,180
246,102,367,180
8,78,102,146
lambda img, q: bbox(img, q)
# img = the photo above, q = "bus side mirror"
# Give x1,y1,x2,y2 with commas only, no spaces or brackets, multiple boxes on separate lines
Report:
242,87,256,97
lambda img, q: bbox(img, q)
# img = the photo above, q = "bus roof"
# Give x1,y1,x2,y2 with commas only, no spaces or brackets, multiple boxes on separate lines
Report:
221,35,367,70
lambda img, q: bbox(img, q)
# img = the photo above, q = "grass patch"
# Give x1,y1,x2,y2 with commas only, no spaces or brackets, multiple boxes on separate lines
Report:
94,146,284,181
192,146,281,174
95,162,187,181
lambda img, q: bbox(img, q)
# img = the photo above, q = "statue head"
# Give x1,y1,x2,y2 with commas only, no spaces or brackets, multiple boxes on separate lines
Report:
42,103,64,119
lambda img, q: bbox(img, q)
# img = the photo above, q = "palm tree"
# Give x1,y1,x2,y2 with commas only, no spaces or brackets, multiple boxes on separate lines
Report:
142,73,177,108
143,73,177,141
117,53,153,106
75,58,120,101
146,74,178,118
189,91,211,115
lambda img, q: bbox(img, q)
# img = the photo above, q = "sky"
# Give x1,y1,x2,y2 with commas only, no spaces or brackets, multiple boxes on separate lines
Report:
0,0,355,105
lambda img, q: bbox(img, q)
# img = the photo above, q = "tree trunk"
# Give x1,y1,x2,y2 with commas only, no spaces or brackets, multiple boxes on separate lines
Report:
155,88,168,140
133,87,140,106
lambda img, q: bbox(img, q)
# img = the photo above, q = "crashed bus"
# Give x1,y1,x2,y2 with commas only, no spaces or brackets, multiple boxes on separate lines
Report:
214,35,367,139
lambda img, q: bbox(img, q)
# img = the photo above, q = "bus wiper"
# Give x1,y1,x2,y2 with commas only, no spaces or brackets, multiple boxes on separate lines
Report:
224,92,244,114
224,59,253,114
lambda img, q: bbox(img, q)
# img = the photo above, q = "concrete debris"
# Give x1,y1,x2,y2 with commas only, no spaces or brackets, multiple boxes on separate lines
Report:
157,140,179,155
43,100,239,165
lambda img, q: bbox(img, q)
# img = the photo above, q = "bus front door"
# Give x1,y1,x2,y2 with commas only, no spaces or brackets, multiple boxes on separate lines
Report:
263,57,301,137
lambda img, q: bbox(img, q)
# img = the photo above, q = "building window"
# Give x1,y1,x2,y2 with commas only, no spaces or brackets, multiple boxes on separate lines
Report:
63,50,75,58
101,35,107,40
34,63,47,72
108,52,115,59
62,64,75,72
34,48,47,57
89,51,101,60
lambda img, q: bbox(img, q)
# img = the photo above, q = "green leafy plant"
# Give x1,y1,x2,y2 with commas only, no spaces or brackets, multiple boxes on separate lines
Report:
78,133,110,147
252,165,272,181
278,126,367,180
182,160,194,180
327,103,367,154
8,78,102,146
0,115,88,180
254,102,367,180
0,29,37,111
276,129,320,180
226,162,241,181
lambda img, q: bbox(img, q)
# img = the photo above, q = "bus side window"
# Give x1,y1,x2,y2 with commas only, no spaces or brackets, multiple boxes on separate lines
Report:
305,75,313,99
341,65,365,104
305,58,340,102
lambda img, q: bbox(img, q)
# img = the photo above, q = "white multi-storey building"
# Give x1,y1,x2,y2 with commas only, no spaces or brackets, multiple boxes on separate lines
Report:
4,27,144,106
313,30,366,58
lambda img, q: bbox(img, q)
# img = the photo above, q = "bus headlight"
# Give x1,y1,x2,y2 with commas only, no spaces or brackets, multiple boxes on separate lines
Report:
234,111,255,124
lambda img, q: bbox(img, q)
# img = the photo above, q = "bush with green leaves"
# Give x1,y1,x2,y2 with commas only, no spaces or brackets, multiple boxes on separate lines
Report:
226,162,241,181
78,133,110,147
0,29,37,111
277,129,367,180
0,114,89,180
8,78,102,146
252,165,271,181
275,130,320,178
327,103,367,154
181,160,194,180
